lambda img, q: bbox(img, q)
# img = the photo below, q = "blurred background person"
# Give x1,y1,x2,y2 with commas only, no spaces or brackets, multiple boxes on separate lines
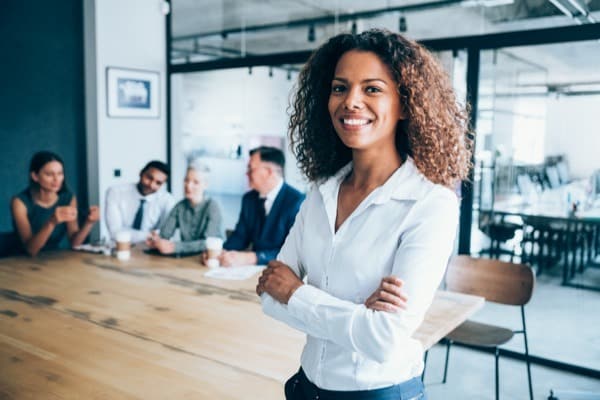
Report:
218,146,304,267
147,161,223,255
11,151,100,256
105,160,175,243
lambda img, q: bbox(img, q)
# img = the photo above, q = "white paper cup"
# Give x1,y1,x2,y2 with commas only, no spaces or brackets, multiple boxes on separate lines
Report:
115,231,131,261
205,236,223,267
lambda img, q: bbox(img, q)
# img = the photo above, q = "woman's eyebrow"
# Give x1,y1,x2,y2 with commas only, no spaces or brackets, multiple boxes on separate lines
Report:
332,77,389,85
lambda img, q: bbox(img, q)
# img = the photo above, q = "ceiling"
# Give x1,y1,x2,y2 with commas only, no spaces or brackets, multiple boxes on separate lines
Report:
169,0,600,94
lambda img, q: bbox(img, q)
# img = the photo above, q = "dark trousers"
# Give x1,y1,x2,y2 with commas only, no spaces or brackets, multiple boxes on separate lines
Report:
284,368,427,400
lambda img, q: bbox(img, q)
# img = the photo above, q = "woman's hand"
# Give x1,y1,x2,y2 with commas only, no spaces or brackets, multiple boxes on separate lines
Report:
256,260,303,304
51,206,77,224
364,276,407,313
154,238,175,254
145,230,159,249
87,206,100,223
200,251,209,266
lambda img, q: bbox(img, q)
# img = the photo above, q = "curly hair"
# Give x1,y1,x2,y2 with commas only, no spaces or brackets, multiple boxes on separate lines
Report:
289,29,473,188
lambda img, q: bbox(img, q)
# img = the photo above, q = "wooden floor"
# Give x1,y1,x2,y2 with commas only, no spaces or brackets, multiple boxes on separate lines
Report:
0,250,483,399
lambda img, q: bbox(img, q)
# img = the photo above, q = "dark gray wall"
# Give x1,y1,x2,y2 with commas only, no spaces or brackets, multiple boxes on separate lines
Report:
0,0,87,233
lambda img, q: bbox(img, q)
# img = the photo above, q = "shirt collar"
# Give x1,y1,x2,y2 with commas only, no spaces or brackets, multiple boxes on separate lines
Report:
318,157,431,206
263,178,284,202
186,197,207,211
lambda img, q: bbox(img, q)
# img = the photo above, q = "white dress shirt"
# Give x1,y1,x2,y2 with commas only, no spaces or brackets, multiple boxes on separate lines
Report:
261,157,459,391
263,178,284,215
105,183,175,243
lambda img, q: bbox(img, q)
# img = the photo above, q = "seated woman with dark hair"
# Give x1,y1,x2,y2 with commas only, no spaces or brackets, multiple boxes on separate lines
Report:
146,161,224,255
11,151,100,256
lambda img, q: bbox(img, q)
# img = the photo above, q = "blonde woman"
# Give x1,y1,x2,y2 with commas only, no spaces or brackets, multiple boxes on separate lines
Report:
147,161,223,255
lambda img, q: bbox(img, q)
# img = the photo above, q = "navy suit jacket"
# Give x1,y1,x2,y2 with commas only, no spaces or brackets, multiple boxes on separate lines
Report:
224,182,304,265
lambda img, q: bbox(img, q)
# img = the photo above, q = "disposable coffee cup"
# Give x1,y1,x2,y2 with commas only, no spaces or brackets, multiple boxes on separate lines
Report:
115,231,131,261
205,236,223,268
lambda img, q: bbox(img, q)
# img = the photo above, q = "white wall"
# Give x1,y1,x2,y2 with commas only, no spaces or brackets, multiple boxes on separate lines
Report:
545,95,600,179
481,94,597,178
85,0,167,240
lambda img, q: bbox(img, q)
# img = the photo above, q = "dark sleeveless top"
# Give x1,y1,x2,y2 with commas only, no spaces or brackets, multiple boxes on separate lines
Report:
12,189,74,252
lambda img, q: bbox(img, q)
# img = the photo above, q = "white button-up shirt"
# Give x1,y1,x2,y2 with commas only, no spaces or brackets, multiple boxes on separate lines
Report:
105,183,175,243
263,178,284,216
261,157,459,391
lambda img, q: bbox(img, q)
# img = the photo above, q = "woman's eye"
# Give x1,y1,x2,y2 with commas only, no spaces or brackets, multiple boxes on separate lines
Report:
366,86,382,93
331,85,346,93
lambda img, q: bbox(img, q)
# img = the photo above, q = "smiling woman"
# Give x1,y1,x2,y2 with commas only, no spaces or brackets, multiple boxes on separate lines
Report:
289,30,472,187
10,151,100,256
257,29,473,400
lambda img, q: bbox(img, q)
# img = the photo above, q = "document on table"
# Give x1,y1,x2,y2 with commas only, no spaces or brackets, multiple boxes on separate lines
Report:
204,265,265,280
73,243,112,255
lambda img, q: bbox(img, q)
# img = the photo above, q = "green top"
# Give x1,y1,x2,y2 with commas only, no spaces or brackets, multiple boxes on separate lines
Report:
159,197,223,253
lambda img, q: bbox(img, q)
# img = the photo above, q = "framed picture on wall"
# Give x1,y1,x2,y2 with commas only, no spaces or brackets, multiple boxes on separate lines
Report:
106,67,160,118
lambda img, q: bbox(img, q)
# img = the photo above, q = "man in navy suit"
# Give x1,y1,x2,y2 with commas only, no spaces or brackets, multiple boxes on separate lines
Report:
219,146,304,267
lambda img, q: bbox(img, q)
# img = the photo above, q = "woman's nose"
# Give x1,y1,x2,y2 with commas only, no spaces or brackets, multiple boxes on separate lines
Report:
343,87,364,110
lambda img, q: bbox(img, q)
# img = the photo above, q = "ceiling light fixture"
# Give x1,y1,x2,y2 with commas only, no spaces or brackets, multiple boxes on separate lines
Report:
461,0,514,7
547,0,575,18
308,24,316,42
398,15,407,32
564,0,587,16
563,0,597,22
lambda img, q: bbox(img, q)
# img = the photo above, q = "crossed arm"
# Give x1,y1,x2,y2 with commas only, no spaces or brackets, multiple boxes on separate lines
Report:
257,261,406,313
256,189,458,363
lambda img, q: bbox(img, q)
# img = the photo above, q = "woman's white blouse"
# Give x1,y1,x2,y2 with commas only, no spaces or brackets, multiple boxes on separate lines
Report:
261,157,459,391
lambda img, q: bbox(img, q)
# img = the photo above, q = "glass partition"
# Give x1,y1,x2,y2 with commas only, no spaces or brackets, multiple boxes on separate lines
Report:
470,40,600,371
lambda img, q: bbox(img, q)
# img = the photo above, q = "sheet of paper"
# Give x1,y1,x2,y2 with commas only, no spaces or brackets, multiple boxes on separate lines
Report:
203,265,265,280
73,244,111,255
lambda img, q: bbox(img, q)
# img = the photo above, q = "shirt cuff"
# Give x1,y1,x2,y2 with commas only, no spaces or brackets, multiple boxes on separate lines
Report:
287,284,321,320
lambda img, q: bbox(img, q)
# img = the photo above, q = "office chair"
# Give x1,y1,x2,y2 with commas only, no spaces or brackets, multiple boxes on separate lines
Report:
442,255,535,400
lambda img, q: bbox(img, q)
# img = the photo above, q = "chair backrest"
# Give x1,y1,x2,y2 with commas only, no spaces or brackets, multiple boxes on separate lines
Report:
445,255,535,306
0,231,20,258
516,174,535,196
477,161,496,212
556,161,570,184
545,166,561,189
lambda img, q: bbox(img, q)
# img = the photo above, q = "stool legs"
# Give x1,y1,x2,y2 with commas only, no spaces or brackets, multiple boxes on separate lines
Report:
442,340,452,384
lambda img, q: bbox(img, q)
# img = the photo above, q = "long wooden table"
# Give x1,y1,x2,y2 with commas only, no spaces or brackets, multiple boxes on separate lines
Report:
0,250,483,399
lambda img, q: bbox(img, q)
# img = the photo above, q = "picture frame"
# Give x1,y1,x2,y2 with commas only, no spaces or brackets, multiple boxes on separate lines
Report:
106,67,160,118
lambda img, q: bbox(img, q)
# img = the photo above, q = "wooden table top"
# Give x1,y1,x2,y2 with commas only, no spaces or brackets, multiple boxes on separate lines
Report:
0,250,483,399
